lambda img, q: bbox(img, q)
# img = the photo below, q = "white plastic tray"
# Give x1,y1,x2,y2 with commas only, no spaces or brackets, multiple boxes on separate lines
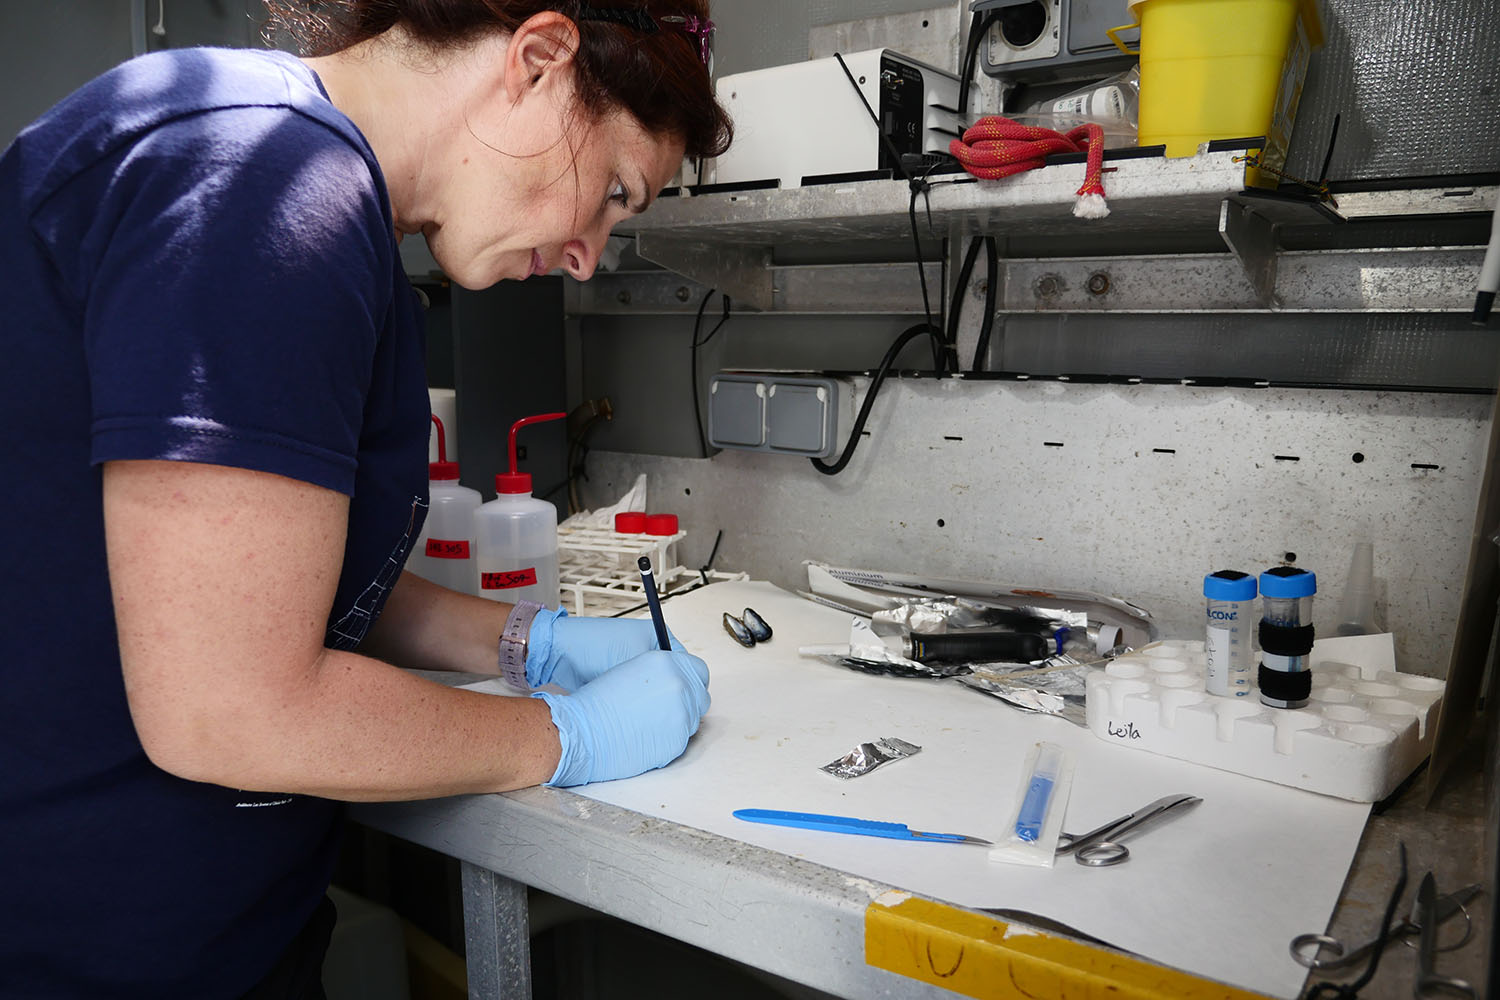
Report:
1085,636,1445,802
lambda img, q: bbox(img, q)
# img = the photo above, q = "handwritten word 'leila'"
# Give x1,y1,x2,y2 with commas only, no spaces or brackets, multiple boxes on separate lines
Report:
1107,721,1142,741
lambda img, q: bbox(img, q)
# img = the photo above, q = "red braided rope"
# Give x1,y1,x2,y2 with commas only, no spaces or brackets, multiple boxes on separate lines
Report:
949,116,1107,201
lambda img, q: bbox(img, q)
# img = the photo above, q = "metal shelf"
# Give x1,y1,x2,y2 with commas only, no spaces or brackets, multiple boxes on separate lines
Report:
610,148,1495,313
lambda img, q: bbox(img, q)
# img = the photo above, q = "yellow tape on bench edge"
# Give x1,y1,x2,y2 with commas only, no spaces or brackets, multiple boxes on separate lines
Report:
865,896,1270,1000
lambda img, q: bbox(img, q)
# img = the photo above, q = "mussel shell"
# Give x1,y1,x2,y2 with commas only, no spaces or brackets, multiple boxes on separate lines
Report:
741,607,772,642
722,612,756,647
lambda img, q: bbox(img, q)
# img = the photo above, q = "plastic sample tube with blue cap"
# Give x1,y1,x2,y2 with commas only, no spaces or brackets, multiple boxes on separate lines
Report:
990,741,1074,867
1204,570,1257,697
1258,566,1317,709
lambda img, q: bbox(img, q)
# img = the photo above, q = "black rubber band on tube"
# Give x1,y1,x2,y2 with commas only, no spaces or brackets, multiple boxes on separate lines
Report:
1258,664,1313,703
1259,621,1315,656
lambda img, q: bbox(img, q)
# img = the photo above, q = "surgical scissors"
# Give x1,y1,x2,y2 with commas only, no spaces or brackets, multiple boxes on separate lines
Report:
1289,880,1480,972
1054,793,1201,867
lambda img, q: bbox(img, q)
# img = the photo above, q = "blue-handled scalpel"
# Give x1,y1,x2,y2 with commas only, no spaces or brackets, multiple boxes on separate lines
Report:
733,808,992,845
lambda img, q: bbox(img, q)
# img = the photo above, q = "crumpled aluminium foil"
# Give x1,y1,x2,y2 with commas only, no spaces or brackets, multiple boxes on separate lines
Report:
958,658,1094,727
820,736,922,779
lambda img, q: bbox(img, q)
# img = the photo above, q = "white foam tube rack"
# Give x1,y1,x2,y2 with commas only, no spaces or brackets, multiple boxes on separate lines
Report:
1085,639,1445,802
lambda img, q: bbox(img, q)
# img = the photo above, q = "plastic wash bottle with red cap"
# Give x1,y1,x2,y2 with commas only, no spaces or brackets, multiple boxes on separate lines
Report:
474,412,566,608
410,415,483,595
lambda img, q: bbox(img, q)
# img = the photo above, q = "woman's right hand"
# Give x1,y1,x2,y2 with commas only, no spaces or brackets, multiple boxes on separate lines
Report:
533,650,711,787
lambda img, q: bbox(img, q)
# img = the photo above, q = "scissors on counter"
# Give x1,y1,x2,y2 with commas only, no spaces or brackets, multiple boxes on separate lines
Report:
1054,793,1201,867
1290,878,1481,974
1295,841,1480,1000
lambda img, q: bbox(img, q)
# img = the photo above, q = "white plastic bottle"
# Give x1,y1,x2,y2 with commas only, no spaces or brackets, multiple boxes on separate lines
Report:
409,416,482,595
474,412,566,608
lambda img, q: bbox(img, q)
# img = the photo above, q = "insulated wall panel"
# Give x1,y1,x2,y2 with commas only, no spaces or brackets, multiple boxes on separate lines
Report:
579,379,1489,674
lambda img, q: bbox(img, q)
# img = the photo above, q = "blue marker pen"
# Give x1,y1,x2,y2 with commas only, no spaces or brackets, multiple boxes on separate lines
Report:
1014,743,1065,842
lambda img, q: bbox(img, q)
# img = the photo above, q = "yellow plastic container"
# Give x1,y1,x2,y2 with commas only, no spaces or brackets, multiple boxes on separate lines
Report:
1108,0,1323,185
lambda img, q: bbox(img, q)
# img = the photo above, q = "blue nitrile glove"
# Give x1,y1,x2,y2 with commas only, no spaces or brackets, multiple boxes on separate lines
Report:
525,607,684,691
533,649,711,787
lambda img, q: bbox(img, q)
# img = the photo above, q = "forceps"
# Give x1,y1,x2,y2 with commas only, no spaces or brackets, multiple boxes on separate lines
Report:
1054,793,1201,867
1289,877,1480,973
1414,872,1476,997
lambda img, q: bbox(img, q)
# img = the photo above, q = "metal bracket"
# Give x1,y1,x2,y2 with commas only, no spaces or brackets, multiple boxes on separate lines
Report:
634,234,773,311
1219,199,1281,308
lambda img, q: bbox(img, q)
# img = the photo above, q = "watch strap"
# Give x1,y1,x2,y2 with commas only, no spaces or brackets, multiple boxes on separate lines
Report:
498,600,545,689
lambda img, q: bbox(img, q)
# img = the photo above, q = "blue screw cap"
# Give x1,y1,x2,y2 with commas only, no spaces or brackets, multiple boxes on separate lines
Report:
1204,570,1257,601
1260,566,1316,598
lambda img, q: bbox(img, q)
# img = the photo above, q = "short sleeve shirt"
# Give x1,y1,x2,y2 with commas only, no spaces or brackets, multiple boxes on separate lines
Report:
0,47,429,997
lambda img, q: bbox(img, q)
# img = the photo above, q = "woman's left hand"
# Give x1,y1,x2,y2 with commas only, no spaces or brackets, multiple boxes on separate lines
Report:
526,611,683,691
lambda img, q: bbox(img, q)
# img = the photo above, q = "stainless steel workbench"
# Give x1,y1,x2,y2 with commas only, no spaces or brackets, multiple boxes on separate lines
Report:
352,671,1490,1000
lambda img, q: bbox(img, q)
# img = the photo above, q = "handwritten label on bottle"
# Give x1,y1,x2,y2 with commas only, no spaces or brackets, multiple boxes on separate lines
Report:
425,539,471,559
1107,721,1142,741
481,568,538,590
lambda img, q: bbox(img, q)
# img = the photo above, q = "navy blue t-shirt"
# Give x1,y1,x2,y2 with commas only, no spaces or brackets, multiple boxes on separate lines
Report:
0,48,429,996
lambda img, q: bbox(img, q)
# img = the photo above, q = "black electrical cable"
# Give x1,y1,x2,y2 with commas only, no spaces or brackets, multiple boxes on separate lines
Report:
971,236,999,371
957,10,1000,117
834,52,946,373
810,322,946,476
1302,843,1407,999
946,236,984,352
907,182,944,371
690,289,731,457
698,528,724,585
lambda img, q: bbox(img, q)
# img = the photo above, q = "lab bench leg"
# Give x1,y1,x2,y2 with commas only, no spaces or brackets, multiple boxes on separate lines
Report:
460,862,532,1000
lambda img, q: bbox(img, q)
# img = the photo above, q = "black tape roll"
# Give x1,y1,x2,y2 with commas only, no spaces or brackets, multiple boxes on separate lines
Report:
1260,621,1315,656
1259,664,1312,703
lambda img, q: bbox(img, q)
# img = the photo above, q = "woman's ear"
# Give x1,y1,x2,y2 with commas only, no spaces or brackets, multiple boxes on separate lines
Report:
503,10,580,99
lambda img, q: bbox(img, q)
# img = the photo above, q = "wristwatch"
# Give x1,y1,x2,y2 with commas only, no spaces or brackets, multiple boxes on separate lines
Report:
498,600,544,689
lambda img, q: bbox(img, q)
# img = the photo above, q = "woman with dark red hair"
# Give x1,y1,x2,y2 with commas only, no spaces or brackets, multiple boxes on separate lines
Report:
0,4,730,996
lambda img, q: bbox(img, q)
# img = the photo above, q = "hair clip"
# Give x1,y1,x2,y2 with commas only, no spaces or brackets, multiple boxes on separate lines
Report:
658,14,714,66
577,6,714,68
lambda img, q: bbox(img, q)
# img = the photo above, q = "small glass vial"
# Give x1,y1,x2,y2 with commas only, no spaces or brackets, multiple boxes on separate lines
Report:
1203,570,1257,697
1258,566,1317,709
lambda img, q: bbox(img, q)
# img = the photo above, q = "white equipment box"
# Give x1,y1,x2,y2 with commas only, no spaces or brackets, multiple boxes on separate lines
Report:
710,49,961,189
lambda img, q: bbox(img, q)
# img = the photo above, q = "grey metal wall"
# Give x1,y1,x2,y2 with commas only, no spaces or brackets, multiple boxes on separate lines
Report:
571,0,1500,661
0,3,134,144
1289,0,1500,183
712,0,947,77
0,1,272,146
577,379,1492,675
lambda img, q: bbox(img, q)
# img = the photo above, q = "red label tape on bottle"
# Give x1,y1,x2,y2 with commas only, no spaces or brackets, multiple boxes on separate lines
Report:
481,568,538,590
425,539,471,559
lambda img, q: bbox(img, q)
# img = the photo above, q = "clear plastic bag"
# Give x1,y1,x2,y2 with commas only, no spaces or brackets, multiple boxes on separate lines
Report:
1009,66,1140,147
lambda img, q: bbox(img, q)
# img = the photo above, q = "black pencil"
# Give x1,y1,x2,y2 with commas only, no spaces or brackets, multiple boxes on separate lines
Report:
637,556,672,650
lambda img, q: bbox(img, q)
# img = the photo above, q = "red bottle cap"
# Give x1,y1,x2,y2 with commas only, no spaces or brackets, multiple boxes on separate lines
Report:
614,511,647,533
645,513,679,536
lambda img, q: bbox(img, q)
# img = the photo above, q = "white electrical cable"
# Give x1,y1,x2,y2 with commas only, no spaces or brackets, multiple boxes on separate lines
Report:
1476,195,1500,325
